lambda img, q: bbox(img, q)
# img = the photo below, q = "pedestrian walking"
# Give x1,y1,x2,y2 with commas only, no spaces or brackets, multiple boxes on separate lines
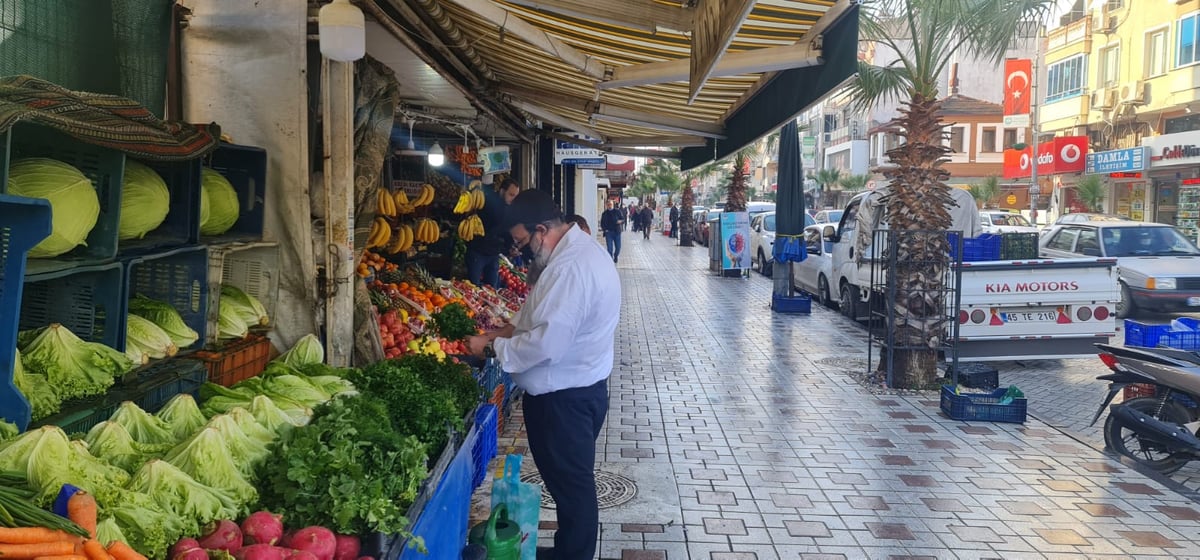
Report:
465,177,520,287
668,202,679,239
639,204,653,240
626,203,636,231
467,190,619,560
600,200,624,263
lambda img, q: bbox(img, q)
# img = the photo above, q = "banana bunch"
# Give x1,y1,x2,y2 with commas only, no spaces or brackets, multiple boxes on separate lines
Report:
412,183,435,207
377,189,398,218
457,215,484,241
414,218,440,244
385,224,415,254
366,217,392,249
452,188,486,214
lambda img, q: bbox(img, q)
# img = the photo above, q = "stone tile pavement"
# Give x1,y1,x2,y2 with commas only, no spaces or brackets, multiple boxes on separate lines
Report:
472,233,1200,559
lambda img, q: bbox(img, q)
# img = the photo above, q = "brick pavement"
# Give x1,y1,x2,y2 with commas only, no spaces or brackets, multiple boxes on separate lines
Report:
474,233,1200,559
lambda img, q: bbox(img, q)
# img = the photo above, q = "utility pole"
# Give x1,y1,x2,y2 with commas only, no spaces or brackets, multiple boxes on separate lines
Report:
1028,28,1042,225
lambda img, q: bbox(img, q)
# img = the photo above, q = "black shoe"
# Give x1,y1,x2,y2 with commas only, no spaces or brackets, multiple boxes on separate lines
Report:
535,547,555,560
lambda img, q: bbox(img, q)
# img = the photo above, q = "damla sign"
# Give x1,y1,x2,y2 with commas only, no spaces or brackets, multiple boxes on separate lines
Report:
1086,147,1147,174
1145,130,1200,167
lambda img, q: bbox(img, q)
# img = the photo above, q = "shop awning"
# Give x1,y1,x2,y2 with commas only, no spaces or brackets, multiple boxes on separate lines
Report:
364,0,859,167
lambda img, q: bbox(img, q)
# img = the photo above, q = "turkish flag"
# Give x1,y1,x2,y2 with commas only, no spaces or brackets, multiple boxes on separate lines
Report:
1004,59,1032,116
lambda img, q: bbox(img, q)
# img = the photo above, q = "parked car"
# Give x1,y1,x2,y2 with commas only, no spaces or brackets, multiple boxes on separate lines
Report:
750,211,816,275
792,223,836,307
811,209,843,225
747,201,776,216
1052,212,1131,225
980,211,1039,234
697,210,721,246
690,209,707,243
1039,221,1200,317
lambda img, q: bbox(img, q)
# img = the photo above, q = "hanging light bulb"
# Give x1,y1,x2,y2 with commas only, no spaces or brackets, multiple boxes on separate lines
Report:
428,142,445,167
318,0,365,62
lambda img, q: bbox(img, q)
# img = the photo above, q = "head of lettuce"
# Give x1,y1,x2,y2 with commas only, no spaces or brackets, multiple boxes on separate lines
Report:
7,158,100,258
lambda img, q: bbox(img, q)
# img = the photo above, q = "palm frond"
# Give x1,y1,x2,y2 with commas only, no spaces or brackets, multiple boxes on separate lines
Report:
846,62,913,113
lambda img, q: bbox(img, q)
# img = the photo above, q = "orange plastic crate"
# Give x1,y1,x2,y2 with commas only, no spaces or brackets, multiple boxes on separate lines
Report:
192,334,272,387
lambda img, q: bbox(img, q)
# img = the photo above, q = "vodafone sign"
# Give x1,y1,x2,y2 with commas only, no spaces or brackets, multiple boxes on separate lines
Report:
1002,136,1087,179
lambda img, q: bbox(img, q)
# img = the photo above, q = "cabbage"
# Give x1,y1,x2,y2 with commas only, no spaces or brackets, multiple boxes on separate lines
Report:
7,158,100,258
0,426,128,505
204,414,271,470
12,349,61,421
154,394,207,441
260,375,332,409
128,460,239,537
200,185,210,231
129,295,199,349
217,307,249,340
221,285,268,327
22,324,132,401
0,420,16,442
248,395,310,435
228,407,276,446
306,375,357,398
125,315,177,361
163,427,258,507
83,421,168,472
118,161,171,240
276,334,324,367
200,168,239,235
109,402,177,446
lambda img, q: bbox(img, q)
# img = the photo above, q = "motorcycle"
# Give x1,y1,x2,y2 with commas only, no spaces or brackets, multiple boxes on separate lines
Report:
1091,343,1200,474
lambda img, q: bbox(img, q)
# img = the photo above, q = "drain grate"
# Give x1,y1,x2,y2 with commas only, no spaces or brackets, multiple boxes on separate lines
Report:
520,469,637,509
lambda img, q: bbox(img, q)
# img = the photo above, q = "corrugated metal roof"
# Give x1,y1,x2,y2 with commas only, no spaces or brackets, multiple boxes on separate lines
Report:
373,0,847,153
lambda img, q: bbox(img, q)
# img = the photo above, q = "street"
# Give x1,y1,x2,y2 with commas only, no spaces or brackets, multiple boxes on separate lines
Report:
477,234,1200,559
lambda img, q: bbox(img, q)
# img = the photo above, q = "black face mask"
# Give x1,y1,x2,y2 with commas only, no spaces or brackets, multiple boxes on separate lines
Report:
520,244,535,262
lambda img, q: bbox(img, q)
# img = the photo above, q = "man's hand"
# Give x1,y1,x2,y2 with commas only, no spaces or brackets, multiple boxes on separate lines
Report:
467,334,490,358
486,323,516,341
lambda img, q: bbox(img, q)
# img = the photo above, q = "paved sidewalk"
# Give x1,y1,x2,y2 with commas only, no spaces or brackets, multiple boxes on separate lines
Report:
476,233,1200,559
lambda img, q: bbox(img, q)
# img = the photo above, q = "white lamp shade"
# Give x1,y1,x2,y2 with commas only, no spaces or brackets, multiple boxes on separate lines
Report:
319,0,365,62
428,142,445,167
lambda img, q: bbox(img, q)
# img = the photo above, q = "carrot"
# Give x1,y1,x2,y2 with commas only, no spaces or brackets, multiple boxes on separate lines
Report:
80,541,109,560
31,555,87,560
0,528,76,545
65,493,97,540
0,542,77,559
102,542,144,560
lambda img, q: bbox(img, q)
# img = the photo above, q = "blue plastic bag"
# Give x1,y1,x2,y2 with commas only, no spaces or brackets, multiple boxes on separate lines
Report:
490,454,540,559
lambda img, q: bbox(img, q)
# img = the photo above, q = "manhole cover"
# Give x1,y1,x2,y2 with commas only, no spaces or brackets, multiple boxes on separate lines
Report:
519,470,637,509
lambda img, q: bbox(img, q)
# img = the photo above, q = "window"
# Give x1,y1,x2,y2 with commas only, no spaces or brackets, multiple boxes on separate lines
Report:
1046,228,1080,252
981,127,998,153
1147,29,1168,77
1179,14,1200,67
1003,128,1019,149
764,214,776,232
1046,55,1087,102
841,201,859,235
1076,229,1101,255
949,126,966,153
1099,45,1120,88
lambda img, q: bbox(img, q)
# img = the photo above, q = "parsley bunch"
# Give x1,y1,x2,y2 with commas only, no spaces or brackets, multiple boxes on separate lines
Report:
429,303,477,341
349,357,478,457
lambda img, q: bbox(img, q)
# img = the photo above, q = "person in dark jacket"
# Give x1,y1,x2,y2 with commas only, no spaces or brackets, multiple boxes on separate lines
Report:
668,202,679,238
600,200,625,263
639,204,654,239
466,178,521,287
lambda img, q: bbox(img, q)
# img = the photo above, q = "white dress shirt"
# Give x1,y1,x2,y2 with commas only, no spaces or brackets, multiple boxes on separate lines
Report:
494,224,621,396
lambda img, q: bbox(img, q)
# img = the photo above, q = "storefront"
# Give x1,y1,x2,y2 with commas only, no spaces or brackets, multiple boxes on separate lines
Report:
1084,146,1149,220
1144,131,1200,243
1002,136,1088,223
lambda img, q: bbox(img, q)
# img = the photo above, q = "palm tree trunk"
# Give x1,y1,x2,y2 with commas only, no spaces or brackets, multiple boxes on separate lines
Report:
881,94,955,389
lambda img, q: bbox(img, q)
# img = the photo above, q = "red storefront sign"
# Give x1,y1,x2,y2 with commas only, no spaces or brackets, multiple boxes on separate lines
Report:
1001,136,1087,179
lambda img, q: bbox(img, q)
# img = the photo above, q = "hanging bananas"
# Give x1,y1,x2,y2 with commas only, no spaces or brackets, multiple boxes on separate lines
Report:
413,218,440,245
366,217,392,249
386,224,416,255
456,215,485,241
452,184,487,214
377,189,397,218
412,183,434,207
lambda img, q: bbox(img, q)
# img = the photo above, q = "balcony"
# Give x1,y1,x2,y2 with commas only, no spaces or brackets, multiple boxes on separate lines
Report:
826,121,865,146
1046,14,1091,53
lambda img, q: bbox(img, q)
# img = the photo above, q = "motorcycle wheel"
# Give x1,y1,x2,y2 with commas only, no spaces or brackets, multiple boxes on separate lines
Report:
1103,397,1193,474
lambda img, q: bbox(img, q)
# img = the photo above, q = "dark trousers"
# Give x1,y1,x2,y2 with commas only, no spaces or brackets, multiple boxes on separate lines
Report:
604,231,621,261
670,219,678,238
524,380,608,560
466,250,499,287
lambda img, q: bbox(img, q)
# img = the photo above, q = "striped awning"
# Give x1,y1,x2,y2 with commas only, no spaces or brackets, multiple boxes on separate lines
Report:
369,0,859,166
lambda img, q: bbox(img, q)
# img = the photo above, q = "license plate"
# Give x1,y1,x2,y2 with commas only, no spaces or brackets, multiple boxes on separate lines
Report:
1189,297,1200,307
1001,309,1058,323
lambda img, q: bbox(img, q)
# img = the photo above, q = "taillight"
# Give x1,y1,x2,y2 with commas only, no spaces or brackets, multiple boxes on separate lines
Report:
1099,353,1120,370
958,310,969,324
1094,306,1110,320
1076,306,1093,321
971,309,987,323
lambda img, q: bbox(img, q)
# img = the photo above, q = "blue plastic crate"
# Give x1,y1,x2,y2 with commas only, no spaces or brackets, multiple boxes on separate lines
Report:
2,123,126,275
396,423,477,560
472,404,498,488
31,389,127,436
128,358,208,413
122,246,208,355
204,143,267,243
948,233,1002,262
1127,318,1200,350
0,194,52,430
21,262,125,350
119,158,203,255
772,294,811,313
940,386,1027,423
1124,319,1165,347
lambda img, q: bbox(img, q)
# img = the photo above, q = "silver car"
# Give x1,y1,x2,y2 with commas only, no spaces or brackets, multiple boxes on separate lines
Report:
1039,221,1200,317
980,211,1039,234
792,223,837,307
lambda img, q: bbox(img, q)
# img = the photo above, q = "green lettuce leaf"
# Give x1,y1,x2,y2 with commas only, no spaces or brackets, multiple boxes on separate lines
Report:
128,460,238,536
129,295,199,349
109,402,177,446
154,394,207,441
22,324,132,401
12,348,61,421
162,427,258,508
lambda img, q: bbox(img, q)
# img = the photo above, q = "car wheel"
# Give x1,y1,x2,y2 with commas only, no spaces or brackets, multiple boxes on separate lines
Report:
818,275,835,309
762,253,773,276
1116,283,1137,319
839,283,856,319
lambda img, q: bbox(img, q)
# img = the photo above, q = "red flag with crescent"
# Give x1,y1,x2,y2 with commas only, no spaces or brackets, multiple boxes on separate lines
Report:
1004,59,1032,116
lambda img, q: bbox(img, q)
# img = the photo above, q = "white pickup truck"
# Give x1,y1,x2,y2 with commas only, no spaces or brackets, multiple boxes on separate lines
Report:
827,191,1121,362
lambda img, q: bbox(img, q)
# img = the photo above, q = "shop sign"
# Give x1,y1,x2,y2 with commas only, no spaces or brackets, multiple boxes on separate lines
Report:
1145,130,1200,167
1086,147,1146,174
554,139,606,167
1109,172,1143,179
719,212,751,271
478,146,511,174
1002,136,1088,179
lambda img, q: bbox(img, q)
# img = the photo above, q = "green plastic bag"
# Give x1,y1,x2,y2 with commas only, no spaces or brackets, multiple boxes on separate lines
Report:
490,454,540,559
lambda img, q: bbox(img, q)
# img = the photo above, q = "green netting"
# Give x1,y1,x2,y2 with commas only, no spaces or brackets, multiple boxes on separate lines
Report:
0,0,171,116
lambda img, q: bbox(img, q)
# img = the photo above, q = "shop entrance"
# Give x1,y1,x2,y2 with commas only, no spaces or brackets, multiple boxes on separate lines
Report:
1155,180,1178,224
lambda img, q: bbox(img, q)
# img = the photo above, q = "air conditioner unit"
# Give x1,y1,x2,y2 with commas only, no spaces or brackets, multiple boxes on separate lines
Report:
1092,88,1115,109
1121,81,1146,104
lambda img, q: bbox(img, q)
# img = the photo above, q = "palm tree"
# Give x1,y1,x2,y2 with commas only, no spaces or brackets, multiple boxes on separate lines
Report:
968,175,1001,209
844,0,1054,388
725,152,750,212
1074,175,1106,212
807,168,843,207
838,174,870,196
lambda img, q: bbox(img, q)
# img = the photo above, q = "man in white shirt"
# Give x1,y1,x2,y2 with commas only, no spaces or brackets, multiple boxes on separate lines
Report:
468,190,620,560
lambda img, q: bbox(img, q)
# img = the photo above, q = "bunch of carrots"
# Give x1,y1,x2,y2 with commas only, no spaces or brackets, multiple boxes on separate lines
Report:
0,490,145,560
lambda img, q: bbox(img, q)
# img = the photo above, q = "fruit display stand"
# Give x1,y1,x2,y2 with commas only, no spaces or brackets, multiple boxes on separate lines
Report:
204,241,280,345
1,123,125,275
0,194,52,429
202,143,268,244
121,245,209,355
